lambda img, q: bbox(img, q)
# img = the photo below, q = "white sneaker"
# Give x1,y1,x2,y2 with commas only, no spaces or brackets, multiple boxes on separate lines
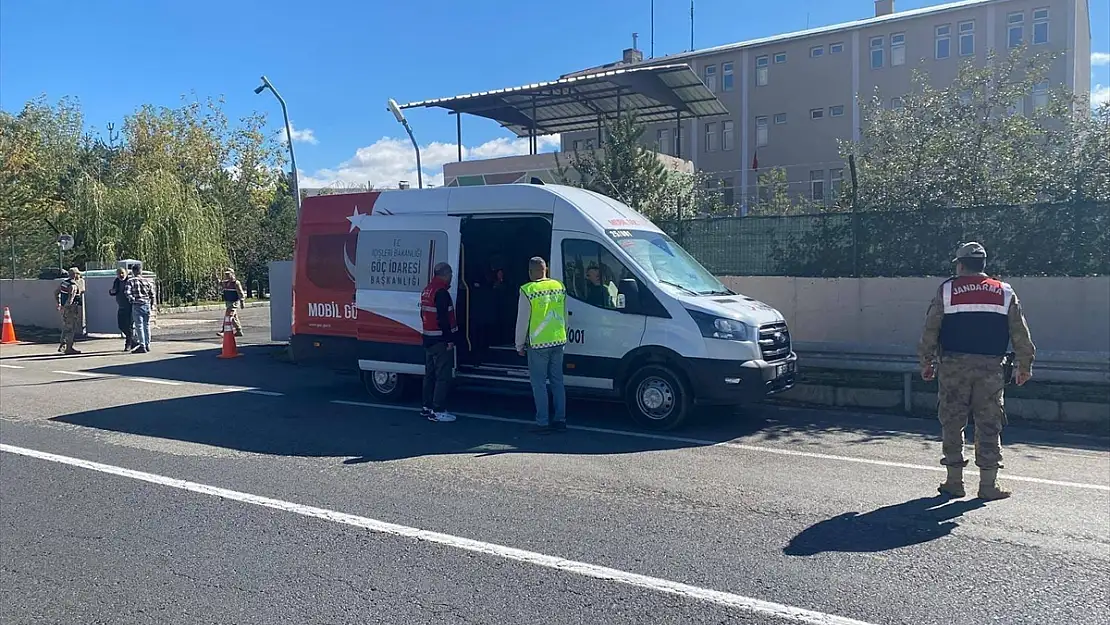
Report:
429,411,456,423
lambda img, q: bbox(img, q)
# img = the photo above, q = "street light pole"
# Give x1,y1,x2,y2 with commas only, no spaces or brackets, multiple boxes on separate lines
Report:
387,99,423,189
254,76,302,219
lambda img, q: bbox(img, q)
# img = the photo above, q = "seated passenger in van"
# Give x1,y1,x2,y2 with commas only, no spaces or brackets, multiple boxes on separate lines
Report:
585,264,614,309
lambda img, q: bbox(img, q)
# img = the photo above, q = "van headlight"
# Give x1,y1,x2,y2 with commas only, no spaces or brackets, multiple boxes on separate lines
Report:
687,309,754,342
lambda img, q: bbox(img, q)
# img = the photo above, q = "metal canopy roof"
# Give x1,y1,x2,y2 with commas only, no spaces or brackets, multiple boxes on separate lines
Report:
398,65,729,138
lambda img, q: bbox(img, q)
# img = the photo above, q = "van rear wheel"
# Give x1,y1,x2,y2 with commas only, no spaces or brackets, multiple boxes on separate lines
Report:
362,370,407,402
625,365,691,431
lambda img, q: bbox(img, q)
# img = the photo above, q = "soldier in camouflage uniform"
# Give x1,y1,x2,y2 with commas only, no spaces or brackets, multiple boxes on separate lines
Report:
54,267,84,355
918,242,1035,501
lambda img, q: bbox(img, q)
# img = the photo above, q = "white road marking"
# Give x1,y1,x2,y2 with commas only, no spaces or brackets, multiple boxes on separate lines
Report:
130,377,181,386
332,400,1110,492
51,370,103,378
1,443,875,625
0,364,25,369
223,388,283,397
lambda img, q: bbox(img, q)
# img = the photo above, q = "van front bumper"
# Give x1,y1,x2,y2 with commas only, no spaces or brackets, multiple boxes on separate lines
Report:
686,353,798,405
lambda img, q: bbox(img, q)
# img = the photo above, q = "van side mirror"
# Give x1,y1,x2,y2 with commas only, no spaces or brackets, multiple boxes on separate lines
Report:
617,279,640,312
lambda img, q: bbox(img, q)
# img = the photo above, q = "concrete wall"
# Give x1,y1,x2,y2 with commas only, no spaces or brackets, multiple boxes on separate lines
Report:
721,276,1110,353
0,279,65,330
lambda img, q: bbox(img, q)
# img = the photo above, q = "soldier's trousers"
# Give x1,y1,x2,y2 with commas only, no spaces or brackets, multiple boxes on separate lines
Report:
938,353,1007,469
60,306,80,349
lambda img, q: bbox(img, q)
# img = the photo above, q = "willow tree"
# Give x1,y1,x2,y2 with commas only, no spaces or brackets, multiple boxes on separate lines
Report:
70,170,227,303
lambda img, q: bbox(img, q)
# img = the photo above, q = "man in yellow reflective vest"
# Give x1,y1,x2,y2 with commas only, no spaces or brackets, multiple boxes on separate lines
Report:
515,256,568,433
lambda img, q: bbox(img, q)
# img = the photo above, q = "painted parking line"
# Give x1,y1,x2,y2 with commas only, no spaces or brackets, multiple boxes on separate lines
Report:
330,400,1110,493
223,388,284,397
51,370,104,378
1,443,875,625
0,364,25,369
130,377,181,386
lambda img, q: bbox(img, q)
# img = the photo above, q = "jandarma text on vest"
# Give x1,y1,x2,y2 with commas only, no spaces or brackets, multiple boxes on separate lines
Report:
951,282,1003,297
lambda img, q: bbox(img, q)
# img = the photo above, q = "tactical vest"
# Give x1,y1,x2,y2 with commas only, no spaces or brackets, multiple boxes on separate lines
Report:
521,278,568,349
58,278,81,307
938,275,1012,357
222,280,241,303
419,277,457,339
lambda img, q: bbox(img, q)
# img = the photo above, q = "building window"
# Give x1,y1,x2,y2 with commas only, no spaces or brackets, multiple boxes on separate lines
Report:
722,120,735,151
1008,12,1024,49
704,65,718,92
935,25,951,59
656,129,672,155
810,108,825,120
572,140,583,152
891,97,905,110
958,21,975,56
704,122,718,152
830,42,844,54
830,168,844,197
810,170,825,202
585,138,595,150
870,36,884,69
774,52,788,64
774,113,787,125
1008,97,1024,116
755,116,768,146
756,55,769,86
720,177,735,207
1033,8,1049,45
1033,81,1049,109
810,45,824,58
891,33,906,66
830,105,845,117
722,62,734,91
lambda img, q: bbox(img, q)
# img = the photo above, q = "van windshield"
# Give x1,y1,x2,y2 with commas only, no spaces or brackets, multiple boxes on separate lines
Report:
605,229,730,296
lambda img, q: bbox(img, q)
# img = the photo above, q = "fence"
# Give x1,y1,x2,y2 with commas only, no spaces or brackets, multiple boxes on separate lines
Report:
663,201,1110,277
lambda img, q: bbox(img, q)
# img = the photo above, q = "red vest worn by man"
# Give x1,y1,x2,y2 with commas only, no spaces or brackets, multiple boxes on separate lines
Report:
939,275,1013,357
419,277,458,345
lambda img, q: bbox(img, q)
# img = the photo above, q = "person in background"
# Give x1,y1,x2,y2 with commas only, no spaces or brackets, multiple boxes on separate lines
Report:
419,262,458,423
219,268,246,337
918,242,1035,501
54,267,84,355
125,262,155,353
515,256,568,433
108,267,134,351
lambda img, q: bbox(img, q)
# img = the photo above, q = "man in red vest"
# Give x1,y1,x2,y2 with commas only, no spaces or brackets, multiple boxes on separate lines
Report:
918,242,1035,501
419,262,459,422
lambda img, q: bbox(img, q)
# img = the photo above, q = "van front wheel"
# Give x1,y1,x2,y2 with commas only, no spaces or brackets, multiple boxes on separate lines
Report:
626,365,691,430
362,370,407,402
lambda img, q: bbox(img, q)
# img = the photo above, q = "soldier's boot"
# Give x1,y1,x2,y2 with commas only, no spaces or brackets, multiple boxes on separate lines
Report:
937,465,966,498
977,468,1012,501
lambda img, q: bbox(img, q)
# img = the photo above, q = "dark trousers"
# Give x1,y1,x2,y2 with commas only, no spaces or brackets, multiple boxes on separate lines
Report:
117,306,134,345
422,342,454,411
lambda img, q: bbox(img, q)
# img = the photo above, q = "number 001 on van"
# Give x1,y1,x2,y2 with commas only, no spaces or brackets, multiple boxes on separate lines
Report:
290,183,797,430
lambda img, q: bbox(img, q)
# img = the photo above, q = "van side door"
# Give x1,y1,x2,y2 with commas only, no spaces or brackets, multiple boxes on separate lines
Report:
551,232,647,391
354,216,462,375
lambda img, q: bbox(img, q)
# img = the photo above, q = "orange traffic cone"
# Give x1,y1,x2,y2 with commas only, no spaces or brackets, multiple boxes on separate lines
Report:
217,313,241,359
1,307,18,344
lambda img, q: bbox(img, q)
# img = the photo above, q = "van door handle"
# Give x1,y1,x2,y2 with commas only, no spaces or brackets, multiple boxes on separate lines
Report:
568,311,573,316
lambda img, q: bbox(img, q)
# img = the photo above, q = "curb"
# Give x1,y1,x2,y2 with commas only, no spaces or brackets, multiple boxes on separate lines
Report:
158,301,270,315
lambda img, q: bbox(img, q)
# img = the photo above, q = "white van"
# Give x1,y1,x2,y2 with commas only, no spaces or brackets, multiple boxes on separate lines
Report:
349,182,796,430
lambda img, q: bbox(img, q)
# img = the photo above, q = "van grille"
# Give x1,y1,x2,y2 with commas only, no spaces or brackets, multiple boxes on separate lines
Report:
759,323,792,362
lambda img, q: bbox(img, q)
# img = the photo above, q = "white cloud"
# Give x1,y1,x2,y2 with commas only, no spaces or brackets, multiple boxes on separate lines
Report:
1092,84,1110,107
1092,52,1110,66
276,123,318,145
298,134,561,189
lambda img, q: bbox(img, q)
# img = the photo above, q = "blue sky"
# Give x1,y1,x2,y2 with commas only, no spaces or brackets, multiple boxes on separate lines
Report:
2,0,1107,188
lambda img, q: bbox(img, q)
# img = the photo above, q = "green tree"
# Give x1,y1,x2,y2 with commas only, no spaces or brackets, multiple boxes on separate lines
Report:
556,114,726,223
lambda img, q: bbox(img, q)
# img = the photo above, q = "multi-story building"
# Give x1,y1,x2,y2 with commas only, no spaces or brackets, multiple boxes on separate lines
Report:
559,0,1093,212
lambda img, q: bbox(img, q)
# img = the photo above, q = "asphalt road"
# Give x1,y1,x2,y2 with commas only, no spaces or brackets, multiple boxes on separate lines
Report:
1,334,1108,624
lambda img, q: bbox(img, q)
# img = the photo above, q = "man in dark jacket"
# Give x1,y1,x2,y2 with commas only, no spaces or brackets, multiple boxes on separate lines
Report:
108,267,134,351
418,262,458,423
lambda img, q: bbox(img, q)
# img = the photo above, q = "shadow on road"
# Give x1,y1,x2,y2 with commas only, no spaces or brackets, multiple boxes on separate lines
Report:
783,495,987,556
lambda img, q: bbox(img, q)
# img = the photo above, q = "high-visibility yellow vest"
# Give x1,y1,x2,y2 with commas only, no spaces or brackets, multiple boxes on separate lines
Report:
521,278,567,349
